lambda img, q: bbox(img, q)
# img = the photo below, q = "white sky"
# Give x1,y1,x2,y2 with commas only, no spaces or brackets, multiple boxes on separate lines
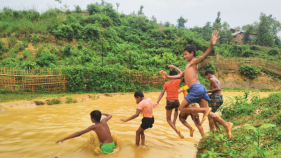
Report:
1,0,281,31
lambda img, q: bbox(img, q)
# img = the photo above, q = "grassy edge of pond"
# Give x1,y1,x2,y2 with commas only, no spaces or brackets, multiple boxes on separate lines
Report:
196,92,281,158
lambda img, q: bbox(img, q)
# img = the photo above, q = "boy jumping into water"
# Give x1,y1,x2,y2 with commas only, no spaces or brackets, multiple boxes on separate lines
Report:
56,110,115,154
205,69,224,131
160,30,233,138
120,90,154,146
178,78,204,137
154,68,184,139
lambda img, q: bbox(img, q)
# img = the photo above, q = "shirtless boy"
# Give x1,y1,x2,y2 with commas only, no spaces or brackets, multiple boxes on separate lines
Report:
160,30,233,138
205,69,223,131
56,110,115,154
178,78,204,137
154,69,183,138
120,90,154,146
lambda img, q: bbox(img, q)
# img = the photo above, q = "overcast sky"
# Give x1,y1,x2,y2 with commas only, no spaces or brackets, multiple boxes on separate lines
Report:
1,0,281,30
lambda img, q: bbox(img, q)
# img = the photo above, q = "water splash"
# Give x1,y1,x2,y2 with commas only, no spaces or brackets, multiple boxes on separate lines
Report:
86,131,120,155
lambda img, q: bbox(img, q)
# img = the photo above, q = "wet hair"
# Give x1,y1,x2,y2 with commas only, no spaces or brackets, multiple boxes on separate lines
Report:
184,45,196,57
182,78,185,83
90,110,101,122
205,69,214,76
169,69,178,76
134,90,144,98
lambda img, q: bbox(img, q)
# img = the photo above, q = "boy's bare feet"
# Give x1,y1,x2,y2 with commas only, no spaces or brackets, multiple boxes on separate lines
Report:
177,130,184,139
190,128,195,137
226,122,233,139
201,108,212,124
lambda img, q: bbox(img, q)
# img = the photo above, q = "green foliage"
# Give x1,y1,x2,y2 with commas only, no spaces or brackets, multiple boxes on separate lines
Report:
22,50,31,59
53,25,74,40
78,39,83,49
65,97,77,103
198,93,281,158
35,100,44,105
35,51,57,68
21,61,36,70
239,65,261,79
74,5,82,13
47,98,61,105
242,50,254,57
275,113,281,126
87,4,101,15
268,47,280,56
250,45,260,50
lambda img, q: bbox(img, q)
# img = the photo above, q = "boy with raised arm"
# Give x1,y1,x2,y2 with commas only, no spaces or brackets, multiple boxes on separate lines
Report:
154,68,184,139
120,90,154,146
160,30,233,138
178,78,204,137
56,110,116,154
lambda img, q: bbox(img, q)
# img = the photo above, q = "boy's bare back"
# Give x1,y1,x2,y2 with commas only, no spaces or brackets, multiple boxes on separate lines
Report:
91,119,113,144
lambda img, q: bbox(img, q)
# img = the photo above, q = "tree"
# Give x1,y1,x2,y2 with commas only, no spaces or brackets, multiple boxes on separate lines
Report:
177,16,187,28
243,25,254,42
137,5,144,16
151,15,157,22
116,3,120,12
164,21,170,27
256,13,275,46
215,11,221,24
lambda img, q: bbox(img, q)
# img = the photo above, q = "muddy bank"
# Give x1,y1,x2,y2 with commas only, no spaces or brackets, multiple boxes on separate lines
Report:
217,71,281,90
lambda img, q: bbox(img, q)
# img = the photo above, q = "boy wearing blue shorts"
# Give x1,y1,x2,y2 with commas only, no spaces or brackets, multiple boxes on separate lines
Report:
160,30,233,138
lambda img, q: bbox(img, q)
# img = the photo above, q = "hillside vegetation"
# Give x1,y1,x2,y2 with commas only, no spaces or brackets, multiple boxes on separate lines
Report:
0,1,280,92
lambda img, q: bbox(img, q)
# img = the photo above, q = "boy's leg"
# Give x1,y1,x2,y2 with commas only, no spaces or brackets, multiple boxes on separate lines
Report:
208,112,233,138
208,116,215,131
136,127,145,146
180,99,211,124
167,110,184,139
140,132,145,146
173,109,179,125
214,120,220,130
192,114,205,137
179,112,195,137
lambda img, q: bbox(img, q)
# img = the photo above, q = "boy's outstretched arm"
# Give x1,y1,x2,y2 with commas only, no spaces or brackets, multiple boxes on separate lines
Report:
120,109,141,122
160,70,183,79
56,125,95,144
194,30,220,64
169,65,182,73
153,87,166,108
101,113,112,122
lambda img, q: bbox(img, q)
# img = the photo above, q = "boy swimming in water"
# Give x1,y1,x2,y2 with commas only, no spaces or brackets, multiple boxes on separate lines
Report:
56,110,115,154
154,68,184,139
160,30,233,138
120,90,154,146
178,78,204,137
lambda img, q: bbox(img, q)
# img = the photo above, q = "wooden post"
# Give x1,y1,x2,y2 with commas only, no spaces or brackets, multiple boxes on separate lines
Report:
32,68,35,93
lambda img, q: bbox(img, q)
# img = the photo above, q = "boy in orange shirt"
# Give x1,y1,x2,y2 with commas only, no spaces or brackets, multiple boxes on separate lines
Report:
154,68,184,139
120,90,154,146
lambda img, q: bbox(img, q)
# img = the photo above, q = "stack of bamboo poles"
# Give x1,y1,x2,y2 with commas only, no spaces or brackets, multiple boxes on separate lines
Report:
0,68,68,93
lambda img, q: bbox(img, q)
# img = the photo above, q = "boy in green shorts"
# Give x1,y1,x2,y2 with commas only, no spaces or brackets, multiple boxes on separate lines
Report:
56,110,115,154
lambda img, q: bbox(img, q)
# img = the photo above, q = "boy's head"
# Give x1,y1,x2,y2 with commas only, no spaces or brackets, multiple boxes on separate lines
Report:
182,78,186,85
90,110,101,123
134,90,144,104
205,69,214,80
169,69,178,76
183,45,196,61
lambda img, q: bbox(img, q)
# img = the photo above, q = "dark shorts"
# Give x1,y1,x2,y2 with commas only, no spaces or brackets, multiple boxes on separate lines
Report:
208,94,223,113
184,84,210,103
179,112,201,126
141,117,154,129
165,99,180,110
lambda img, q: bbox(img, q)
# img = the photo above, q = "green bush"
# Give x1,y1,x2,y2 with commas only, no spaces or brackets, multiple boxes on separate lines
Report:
74,5,82,13
275,113,281,126
22,50,31,59
87,4,101,15
62,44,72,57
53,25,74,40
35,52,57,68
35,100,44,105
21,61,36,70
239,65,260,79
250,45,260,50
268,47,280,56
78,39,84,49
83,24,101,40
65,97,74,103
242,50,254,57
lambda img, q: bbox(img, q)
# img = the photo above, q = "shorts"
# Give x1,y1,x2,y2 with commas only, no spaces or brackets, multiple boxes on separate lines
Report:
141,116,154,129
165,99,180,110
101,141,115,154
179,112,201,126
208,93,223,112
184,84,210,103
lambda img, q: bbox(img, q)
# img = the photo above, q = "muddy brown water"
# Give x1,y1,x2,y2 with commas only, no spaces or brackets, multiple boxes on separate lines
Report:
0,91,277,158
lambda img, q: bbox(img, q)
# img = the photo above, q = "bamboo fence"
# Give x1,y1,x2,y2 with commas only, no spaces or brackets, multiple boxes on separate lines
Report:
0,68,68,93
200,57,281,77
